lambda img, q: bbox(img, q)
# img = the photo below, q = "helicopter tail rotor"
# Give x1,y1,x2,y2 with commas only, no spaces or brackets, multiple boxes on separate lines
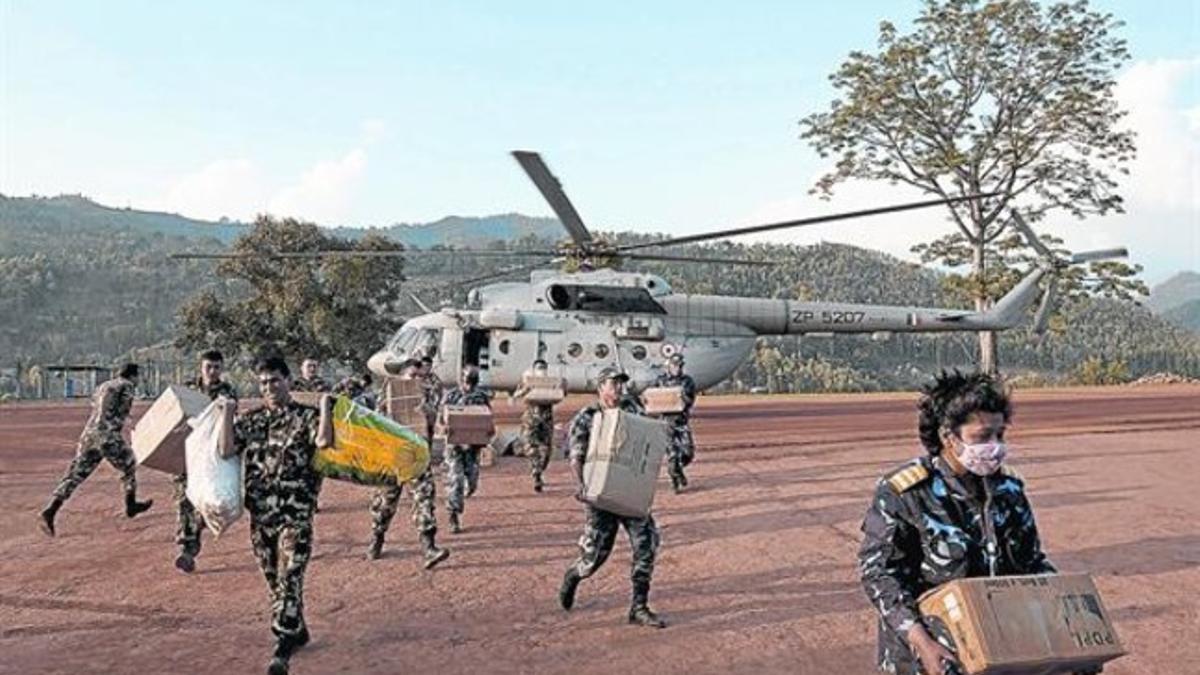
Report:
1008,210,1129,336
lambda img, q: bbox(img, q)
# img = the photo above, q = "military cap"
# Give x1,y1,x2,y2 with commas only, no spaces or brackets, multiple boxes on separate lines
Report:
595,367,630,385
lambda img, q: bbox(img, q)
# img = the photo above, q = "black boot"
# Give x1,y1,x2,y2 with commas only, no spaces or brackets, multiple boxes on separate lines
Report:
559,568,581,610
174,551,196,574
628,581,666,628
366,533,384,561
267,636,295,675
39,497,62,537
124,493,153,518
533,474,545,493
420,533,450,570
448,512,462,534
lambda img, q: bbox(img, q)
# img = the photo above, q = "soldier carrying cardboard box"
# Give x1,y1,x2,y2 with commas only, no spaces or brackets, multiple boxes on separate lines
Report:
857,371,1063,675
440,365,492,533
647,353,698,494
175,348,240,574
559,367,666,629
511,359,561,493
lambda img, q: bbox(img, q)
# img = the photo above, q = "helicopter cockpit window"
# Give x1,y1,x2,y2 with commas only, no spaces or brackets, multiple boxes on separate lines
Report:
545,284,666,314
388,327,442,358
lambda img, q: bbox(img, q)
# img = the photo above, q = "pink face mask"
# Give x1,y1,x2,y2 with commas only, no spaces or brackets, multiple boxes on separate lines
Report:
956,440,1008,476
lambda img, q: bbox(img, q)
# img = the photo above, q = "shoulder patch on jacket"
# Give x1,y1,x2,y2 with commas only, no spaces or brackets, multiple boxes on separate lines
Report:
885,463,930,494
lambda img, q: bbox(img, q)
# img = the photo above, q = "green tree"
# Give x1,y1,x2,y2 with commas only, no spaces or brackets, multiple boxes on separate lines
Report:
800,0,1138,374
176,215,407,366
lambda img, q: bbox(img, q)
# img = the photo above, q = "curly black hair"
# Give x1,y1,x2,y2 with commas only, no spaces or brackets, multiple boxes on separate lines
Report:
917,370,1012,455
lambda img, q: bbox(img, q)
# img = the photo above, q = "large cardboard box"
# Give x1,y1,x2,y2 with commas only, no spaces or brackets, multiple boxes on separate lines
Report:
132,385,212,475
522,374,566,405
918,574,1125,675
582,409,669,518
642,386,685,414
382,377,426,429
444,405,495,446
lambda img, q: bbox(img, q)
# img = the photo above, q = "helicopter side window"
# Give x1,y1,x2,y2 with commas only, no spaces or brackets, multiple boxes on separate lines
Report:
567,343,583,358
594,344,610,358
498,339,511,355
631,345,647,360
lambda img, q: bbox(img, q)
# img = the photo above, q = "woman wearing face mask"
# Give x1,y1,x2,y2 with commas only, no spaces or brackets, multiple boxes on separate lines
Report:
858,371,1060,675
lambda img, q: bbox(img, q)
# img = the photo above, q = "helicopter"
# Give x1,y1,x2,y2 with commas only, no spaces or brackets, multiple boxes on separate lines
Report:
174,151,1128,392
361,152,1128,392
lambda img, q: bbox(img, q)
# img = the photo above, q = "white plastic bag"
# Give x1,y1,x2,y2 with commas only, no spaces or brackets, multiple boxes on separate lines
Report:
185,399,243,535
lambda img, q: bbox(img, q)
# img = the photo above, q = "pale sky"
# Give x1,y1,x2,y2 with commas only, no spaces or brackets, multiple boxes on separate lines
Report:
2,1,1196,282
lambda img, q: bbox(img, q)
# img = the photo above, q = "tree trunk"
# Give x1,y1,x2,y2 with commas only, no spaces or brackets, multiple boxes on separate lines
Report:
973,238,999,375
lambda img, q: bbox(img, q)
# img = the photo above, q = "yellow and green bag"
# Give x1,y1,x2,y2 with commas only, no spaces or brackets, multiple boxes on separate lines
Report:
313,397,430,485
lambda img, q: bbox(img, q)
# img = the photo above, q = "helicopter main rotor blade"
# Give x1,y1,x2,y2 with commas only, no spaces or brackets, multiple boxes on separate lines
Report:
512,151,594,248
169,249,556,260
616,193,1000,252
620,252,777,266
458,260,554,285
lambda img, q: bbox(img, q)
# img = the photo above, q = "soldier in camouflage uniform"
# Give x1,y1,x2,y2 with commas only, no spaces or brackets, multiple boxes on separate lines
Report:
559,367,665,628
222,356,333,675
858,371,1060,675
440,365,490,533
333,372,378,410
365,359,450,569
291,358,331,393
650,353,698,493
174,349,239,574
511,359,556,493
418,356,443,441
38,363,154,536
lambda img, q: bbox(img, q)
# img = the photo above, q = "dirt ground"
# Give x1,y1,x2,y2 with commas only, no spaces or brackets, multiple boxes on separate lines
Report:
1,385,1198,675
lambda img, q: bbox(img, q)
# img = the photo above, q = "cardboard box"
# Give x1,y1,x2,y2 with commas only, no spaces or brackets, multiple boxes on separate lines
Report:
918,574,1125,675
382,377,426,429
582,409,669,518
522,374,566,405
132,385,213,475
444,405,495,446
642,386,685,414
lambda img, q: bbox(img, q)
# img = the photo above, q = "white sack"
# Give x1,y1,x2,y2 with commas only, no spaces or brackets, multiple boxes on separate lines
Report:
185,399,243,535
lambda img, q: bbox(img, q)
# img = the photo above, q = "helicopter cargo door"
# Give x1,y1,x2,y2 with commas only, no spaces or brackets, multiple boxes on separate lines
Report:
488,330,539,390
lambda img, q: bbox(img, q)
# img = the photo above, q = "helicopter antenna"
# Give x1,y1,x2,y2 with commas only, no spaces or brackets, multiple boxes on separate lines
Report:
512,151,594,247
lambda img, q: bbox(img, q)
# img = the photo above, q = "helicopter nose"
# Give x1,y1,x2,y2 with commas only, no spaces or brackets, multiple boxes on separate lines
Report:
367,350,399,377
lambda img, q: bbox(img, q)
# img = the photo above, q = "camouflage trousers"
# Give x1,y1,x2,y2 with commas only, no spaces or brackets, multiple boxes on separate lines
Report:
369,467,438,539
569,505,659,587
52,434,137,502
173,474,205,556
444,445,481,515
249,517,313,641
666,420,695,484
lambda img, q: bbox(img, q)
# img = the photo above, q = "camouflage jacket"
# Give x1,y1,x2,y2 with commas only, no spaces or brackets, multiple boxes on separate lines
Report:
567,397,645,464
292,376,331,393
419,373,443,421
521,403,554,438
858,455,1055,673
81,377,137,441
234,401,322,526
184,377,239,401
443,386,490,409
652,372,697,422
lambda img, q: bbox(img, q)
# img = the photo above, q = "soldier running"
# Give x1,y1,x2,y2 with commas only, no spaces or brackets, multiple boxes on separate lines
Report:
174,349,239,574
38,363,154,536
858,371,1058,675
365,359,450,568
440,364,490,533
511,359,556,493
559,367,665,628
220,356,333,675
650,353,698,493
